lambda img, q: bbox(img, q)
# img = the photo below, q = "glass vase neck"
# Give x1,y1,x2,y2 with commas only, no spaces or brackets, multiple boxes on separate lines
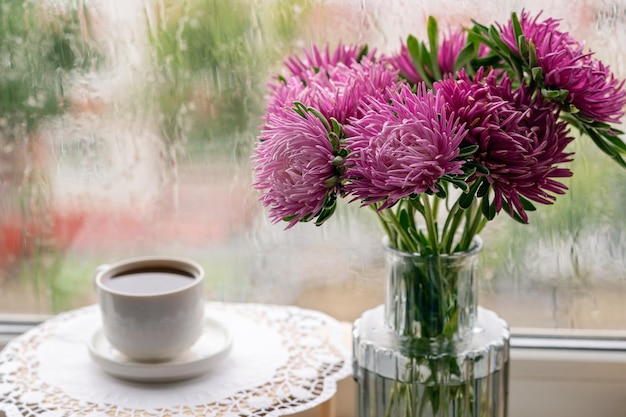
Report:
383,236,482,341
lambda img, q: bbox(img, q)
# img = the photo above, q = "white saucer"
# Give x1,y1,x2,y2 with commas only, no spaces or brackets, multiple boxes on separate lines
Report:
88,317,233,383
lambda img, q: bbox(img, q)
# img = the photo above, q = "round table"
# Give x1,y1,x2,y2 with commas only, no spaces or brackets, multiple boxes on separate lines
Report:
0,302,351,417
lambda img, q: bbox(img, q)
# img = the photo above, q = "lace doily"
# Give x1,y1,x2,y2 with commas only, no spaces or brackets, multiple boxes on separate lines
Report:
0,302,351,417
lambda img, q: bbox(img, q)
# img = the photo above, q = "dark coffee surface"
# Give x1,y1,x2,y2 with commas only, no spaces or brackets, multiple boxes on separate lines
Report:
102,272,195,294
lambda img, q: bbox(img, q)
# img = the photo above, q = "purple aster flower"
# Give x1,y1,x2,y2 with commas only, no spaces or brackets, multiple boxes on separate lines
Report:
252,107,343,228
499,11,626,123
435,69,574,222
343,85,467,209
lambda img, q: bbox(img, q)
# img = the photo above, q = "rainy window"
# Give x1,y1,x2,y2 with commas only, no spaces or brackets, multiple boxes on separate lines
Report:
0,0,625,335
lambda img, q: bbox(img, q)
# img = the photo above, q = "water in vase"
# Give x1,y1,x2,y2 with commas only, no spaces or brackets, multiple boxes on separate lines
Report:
356,366,508,417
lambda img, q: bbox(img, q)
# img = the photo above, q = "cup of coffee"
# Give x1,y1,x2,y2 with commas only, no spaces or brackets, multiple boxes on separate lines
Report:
93,256,205,362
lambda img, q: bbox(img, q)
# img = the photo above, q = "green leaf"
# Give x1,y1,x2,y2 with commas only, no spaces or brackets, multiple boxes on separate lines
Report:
305,105,332,131
434,182,447,198
283,214,297,222
357,45,369,62
427,16,442,80
331,156,344,167
462,166,477,178
441,175,469,193
330,117,342,138
480,24,525,77
323,175,340,187
511,12,524,41
588,121,614,131
453,42,477,73
488,25,512,54
328,132,340,152
574,113,596,124
457,144,479,158
469,19,491,34
472,54,505,69
406,34,434,88
452,179,470,193
517,34,528,63
589,131,618,157
598,130,626,153
465,161,490,175
528,39,538,68
408,196,425,215
293,102,334,133
420,42,434,73
314,194,337,226
458,188,476,209
406,34,421,58
531,66,543,82
557,89,570,100
585,126,626,168
292,101,307,118
458,179,482,210
399,207,411,230
502,200,528,224
477,178,491,198
519,195,537,212
481,195,496,220
420,232,431,252
407,225,422,245
467,20,494,50
541,88,569,102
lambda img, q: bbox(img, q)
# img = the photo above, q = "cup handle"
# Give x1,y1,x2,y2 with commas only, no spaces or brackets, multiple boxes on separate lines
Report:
93,264,110,288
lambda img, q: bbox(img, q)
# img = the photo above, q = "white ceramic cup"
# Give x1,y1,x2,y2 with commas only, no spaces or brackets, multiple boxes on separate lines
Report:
93,256,205,362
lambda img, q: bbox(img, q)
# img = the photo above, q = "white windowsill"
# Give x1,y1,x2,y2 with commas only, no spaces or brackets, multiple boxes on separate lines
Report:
2,323,626,417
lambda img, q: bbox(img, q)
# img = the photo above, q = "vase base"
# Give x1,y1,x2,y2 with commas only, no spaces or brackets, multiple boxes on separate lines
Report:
353,306,510,416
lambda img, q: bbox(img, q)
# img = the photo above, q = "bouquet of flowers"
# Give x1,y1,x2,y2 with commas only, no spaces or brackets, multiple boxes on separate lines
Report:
252,11,626,256
252,11,626,416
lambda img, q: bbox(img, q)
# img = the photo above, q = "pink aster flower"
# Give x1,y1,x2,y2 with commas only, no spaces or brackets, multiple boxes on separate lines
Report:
252,108,343,228
268,58,400,125
284,43,374,80
308,58,400,123
265,75,308,116
435,69,574,222
499,11,626,123
343,85,467,209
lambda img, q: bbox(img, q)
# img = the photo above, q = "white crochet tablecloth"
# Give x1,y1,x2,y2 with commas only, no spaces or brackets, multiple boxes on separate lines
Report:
0,302,351,417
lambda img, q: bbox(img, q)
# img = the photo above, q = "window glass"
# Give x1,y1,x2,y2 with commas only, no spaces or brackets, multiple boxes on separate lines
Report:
0,0,624,332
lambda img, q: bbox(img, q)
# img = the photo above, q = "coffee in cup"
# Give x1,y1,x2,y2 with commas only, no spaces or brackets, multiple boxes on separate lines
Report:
93,256,205,362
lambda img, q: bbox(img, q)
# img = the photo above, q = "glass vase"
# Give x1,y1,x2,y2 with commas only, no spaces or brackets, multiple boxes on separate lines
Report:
353,236,510,417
